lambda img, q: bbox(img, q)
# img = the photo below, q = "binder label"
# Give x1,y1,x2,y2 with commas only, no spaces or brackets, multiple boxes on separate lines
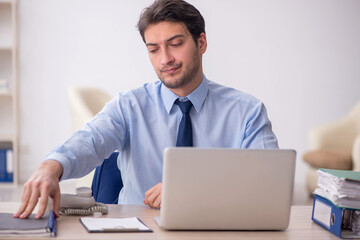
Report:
313,198,332,228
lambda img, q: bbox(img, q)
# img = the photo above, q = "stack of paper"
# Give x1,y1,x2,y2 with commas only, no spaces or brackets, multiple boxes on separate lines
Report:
314,168,360,209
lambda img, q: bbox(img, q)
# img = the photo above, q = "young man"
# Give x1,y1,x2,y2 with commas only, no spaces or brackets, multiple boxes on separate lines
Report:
14,0,278,219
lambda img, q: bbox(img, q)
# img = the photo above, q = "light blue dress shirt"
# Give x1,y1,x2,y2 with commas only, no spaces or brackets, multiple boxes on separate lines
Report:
46,75,278,204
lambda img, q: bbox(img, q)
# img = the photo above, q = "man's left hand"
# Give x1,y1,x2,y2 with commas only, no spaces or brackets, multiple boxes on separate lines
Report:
144,183,162,208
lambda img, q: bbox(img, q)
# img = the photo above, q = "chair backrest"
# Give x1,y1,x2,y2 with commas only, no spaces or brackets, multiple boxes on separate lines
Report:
67,87,112,131
91,152,123,204
67,87,112,188
349,100,360,132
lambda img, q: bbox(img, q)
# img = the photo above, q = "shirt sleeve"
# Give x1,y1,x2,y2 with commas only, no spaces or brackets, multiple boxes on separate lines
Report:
45,95,128,180
241,101,279,149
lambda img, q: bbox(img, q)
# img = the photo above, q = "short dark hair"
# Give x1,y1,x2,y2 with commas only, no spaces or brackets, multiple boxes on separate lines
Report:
137,0,205,45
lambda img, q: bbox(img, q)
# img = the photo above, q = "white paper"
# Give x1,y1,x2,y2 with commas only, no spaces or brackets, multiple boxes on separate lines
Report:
80,217,150,231
315,170,360,209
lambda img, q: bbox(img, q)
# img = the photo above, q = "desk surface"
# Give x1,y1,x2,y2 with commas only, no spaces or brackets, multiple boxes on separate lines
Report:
0,202,339,240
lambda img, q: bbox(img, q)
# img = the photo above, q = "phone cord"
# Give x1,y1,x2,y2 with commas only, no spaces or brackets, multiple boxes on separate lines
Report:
59,202,108,216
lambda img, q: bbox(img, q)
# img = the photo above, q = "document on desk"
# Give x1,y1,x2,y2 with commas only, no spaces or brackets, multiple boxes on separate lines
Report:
80,217,152,232
314,168,360,209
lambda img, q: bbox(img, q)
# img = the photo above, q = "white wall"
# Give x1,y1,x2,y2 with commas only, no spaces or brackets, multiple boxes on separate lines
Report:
18,0,360,185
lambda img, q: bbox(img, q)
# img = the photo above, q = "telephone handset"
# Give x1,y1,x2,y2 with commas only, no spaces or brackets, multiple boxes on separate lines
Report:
59,187,108,216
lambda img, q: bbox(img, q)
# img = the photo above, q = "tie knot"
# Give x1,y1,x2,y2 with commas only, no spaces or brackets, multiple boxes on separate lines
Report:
175,99,193,114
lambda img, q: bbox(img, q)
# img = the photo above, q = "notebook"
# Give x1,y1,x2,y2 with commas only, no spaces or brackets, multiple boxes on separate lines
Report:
155,148,296,230
0,211,57,237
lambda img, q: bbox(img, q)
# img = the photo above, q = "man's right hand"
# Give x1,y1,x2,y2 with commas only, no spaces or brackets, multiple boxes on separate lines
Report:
13,160,63,219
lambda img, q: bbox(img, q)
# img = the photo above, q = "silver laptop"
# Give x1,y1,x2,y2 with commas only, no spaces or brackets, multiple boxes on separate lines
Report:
156,148,296,230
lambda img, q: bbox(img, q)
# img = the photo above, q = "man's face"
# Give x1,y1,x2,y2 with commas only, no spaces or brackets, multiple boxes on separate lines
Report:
144,21,206,92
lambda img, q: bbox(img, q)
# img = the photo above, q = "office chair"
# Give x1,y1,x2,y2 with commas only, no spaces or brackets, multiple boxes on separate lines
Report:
91,152,123,204
303,100,360,194
67,87,112,188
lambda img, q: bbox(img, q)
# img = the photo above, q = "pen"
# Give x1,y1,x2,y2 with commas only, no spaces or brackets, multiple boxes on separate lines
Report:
48,210,57,237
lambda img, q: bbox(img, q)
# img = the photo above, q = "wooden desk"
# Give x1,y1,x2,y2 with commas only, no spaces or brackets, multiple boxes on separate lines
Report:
0,202,339,239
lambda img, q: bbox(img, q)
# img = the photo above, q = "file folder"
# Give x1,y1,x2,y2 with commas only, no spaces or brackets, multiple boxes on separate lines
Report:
80,217,152,233
0,149,6,181
312,194,360,239
0,148,13,182
0,210,57,237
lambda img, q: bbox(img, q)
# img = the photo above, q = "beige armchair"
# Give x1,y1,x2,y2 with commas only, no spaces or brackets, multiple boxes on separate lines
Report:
67,87,112,188
303,100,360,195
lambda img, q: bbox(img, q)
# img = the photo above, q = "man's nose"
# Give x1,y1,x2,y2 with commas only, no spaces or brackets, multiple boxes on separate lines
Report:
160,49,175,66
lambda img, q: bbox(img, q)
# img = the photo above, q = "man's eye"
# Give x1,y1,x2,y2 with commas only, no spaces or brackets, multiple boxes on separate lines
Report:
171,42,183,47
149,49,158,54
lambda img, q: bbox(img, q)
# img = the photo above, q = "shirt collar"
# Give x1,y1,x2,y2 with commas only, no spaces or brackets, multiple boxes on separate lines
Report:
161,74,209,114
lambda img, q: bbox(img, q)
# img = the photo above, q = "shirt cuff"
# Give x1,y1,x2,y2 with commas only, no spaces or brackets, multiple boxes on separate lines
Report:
44,152,72,181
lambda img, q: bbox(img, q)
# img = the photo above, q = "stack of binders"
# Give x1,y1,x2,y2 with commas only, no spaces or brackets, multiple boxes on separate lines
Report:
312,168,360,239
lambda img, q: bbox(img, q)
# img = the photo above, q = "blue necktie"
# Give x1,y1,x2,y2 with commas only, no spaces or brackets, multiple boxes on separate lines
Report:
175,99,193,147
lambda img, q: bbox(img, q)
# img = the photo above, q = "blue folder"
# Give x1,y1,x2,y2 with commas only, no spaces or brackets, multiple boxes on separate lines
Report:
0,149,6,181
312,194,360,239
0,148,13,182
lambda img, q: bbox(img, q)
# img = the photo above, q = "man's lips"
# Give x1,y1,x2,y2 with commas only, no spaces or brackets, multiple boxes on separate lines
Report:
161,65,181,73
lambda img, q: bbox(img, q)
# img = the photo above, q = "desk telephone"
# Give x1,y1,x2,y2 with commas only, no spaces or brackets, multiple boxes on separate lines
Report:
59,187,108,216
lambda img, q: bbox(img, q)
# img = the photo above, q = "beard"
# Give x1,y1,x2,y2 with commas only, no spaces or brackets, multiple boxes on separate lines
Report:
157,51,200,90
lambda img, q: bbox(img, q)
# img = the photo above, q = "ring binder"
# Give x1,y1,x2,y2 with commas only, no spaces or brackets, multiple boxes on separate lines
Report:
312,194,360,239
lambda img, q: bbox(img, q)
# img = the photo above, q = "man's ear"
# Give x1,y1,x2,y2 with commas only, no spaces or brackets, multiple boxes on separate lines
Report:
198,33,207,54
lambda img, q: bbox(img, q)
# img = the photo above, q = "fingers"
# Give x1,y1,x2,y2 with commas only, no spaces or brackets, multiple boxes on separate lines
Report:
144,185,156,203
13,160,63,219
14,180,41,219
15,181,60,219
35,187,49,219
22,180,42,218
152,191,162,208
144,185,156,206
144,183,162,208
13,182,32,218
34,181,61,219
51,186,61,218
